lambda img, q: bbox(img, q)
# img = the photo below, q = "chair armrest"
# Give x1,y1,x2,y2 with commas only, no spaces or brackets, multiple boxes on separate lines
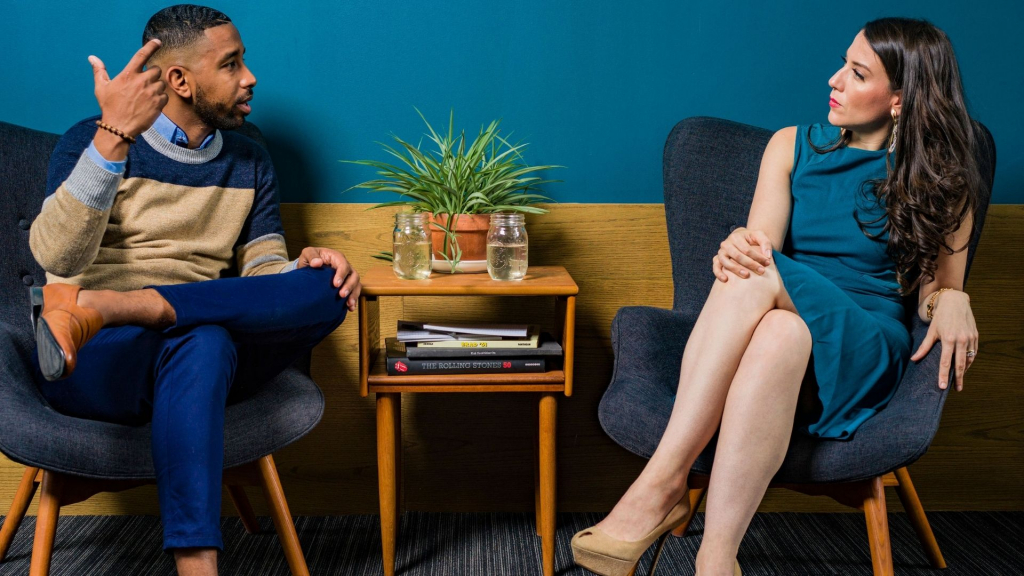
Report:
599,306,697,459
892,317,952,404
852,316,950,467
0,324,54,461
0,325,42,406
610,306,697,391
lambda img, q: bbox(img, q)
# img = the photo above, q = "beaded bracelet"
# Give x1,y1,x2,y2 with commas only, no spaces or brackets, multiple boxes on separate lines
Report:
927,287,967,320
94,120,136,144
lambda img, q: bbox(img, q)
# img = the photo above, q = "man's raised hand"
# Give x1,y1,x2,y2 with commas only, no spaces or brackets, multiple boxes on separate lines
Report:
88,39,168,138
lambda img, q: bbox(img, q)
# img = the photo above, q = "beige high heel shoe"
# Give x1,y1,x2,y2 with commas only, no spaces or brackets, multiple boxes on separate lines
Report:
571,493,691,576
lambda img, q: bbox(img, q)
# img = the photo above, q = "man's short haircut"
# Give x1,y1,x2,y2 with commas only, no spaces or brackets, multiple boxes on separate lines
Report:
142,4,232,55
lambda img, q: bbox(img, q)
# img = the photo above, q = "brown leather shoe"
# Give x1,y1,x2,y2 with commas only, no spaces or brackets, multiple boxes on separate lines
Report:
30,284,104,381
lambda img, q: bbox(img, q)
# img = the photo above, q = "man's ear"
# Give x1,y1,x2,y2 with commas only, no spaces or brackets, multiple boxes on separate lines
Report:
166,66,193,100
891,89,903,117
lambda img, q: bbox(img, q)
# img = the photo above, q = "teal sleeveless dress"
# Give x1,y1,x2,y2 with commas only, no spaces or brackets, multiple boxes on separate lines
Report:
772,124,912,439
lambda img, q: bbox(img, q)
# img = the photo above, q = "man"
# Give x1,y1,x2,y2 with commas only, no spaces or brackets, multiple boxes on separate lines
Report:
28,5,358,575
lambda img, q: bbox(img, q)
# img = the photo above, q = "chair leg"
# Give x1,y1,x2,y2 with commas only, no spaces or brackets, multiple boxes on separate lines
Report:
0,467,40,561
377,393,399,576
671,487,707,538
894,467,946,569
534,432,541,537
538,393,557,576
257,455,309,576
863,476,894,576
227,485,260,535
395,394,403,516
29,471,62,576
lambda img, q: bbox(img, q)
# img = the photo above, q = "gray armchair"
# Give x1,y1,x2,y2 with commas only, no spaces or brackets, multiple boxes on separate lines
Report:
0,120,323,575
598,116,996,575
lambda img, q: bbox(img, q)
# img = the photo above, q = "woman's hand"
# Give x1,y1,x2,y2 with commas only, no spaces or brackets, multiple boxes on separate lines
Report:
712,227,774,282
910,291,978,391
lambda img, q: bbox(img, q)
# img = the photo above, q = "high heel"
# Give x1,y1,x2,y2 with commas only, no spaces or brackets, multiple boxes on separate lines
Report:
571,492,691,576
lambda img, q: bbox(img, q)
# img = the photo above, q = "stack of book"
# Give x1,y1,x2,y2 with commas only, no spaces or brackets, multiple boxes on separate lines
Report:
385,321,563,375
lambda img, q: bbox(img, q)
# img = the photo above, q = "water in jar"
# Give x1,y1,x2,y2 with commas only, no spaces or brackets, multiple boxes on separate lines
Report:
486,243,528,281
393,241,432,280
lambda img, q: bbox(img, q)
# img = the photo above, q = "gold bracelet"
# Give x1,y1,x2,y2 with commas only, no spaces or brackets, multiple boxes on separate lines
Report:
94,120,136,144
927,287,967,320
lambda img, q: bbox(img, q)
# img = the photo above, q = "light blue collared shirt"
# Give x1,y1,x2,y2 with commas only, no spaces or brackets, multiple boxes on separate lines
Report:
86,113,216,174
152,113,217,150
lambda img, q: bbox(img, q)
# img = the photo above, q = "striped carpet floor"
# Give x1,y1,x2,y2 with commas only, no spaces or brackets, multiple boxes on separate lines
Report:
0,512,1020,575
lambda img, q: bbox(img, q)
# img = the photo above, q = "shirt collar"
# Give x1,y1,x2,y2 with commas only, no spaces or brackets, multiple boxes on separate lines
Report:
152,113,216,150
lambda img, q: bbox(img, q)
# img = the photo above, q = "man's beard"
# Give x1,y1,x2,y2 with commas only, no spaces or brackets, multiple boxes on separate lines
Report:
193,84,249,131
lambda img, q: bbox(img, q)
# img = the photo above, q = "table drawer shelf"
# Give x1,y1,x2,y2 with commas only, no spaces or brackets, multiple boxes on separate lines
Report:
367,354,565,392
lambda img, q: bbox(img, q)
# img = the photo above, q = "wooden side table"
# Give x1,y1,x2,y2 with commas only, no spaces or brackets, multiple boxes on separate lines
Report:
358,265,578,576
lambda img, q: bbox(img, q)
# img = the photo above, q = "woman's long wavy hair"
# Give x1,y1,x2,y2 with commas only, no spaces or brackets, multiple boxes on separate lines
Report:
812,17,982,295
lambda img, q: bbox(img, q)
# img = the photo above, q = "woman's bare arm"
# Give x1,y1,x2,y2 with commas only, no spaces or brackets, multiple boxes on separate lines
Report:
746,126,797,250
911,211,978,390
917,211,973,321
713,126,798,281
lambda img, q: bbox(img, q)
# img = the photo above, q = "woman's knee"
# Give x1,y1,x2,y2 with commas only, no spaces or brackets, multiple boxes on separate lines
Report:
710,265,783,306
755,309,812,351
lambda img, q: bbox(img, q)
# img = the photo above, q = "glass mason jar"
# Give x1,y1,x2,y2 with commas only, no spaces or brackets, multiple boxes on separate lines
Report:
392,212,432,280
486,213,528,281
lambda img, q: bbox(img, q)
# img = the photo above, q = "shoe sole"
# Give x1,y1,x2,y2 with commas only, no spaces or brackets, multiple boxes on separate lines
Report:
572,530,673,576
30,287,67,381
571,546,637,576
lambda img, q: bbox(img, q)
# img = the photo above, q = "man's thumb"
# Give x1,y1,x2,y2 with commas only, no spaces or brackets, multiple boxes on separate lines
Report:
88,55,109,84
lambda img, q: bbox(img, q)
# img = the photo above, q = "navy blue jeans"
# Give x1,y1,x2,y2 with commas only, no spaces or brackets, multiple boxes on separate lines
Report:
35,266,347,550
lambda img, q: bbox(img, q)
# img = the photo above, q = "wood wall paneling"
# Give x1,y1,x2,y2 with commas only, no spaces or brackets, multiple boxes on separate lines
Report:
1,204,1020,517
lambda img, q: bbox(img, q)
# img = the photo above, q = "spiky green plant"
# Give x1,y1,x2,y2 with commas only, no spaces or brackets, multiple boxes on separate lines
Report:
343,109,562,271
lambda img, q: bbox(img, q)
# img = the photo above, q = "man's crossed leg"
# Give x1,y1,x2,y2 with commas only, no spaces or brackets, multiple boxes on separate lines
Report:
33,266,347,571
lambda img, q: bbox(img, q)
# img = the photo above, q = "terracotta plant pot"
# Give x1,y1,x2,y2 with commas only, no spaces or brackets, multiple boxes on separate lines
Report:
430,213,490,269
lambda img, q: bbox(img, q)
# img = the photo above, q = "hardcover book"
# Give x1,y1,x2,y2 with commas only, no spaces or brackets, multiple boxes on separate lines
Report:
387,336,563,359
385,355,547,376
396,321,528,342
412,325,541,349
385,337,547,375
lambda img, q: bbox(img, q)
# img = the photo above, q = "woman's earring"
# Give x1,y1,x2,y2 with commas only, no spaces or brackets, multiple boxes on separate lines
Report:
888,109,899,153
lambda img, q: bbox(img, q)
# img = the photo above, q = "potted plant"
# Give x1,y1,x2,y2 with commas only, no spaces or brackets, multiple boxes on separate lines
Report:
344,109,561,272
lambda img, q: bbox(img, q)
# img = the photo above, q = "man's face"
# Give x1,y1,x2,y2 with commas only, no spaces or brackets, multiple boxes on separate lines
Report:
189,23,256,130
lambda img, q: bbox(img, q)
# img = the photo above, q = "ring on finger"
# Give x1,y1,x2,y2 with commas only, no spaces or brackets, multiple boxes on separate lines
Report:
966,349,977,358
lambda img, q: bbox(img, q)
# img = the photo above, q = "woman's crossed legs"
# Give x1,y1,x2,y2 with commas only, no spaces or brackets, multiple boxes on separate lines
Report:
597,265,812,575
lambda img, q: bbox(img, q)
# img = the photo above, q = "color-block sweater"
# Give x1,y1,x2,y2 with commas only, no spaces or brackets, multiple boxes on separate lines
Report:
30,116,295,291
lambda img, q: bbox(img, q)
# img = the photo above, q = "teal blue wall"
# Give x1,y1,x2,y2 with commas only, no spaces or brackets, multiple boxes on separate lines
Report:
2,1,1019,204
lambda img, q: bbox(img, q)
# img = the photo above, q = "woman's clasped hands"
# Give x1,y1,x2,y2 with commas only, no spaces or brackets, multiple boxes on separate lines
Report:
712,226,774,282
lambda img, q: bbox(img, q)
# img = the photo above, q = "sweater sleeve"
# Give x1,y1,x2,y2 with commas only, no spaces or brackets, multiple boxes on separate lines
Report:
29,118,123,278
235,146,295,276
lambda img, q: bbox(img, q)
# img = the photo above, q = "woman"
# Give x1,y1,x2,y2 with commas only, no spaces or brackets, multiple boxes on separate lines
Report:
572,17,982,576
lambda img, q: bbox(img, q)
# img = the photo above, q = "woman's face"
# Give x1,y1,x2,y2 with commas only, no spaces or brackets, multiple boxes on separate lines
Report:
827,31,901,133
